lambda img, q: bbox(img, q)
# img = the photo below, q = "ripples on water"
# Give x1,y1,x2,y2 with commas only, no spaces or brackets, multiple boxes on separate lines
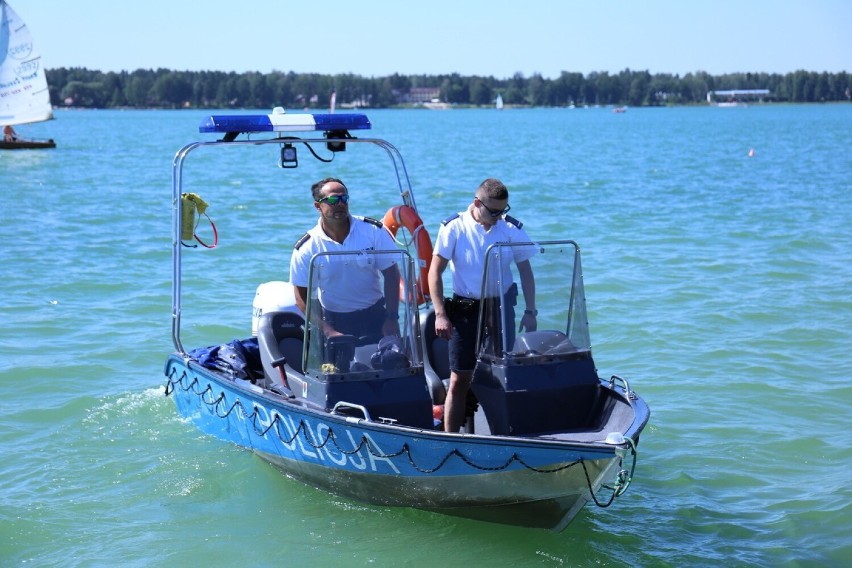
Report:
1,105,850,566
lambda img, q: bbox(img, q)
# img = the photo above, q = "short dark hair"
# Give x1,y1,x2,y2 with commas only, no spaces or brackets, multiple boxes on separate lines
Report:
477,178,508,200
311,177,347,201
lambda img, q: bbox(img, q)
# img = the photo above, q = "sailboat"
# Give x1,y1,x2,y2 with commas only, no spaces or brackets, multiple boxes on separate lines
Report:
0,0,55,150
495,93,504,110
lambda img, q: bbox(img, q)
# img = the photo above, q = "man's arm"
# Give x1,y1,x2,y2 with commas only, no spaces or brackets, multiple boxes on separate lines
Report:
293,284,308,315
428,255,452,339
516,259,537,332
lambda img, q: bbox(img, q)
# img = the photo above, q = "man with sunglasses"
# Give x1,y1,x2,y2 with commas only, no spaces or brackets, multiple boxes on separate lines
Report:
289,177,400,339
428,178,537,433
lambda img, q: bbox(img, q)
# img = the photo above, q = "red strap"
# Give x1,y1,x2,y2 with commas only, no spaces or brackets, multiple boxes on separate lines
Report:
194,212,218,249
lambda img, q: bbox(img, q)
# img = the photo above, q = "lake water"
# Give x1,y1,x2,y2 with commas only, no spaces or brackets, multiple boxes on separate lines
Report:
1,104,850,567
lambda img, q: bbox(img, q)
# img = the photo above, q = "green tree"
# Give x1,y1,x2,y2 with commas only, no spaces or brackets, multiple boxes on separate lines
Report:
469,77,493,106
528,73,547,106
553,72,584,106
110,87,127,107
59,80,105,107
151,72,192,107
125,71,154,106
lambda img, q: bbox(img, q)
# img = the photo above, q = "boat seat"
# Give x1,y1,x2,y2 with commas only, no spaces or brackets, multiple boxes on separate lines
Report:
422,310,450,403
257,311,305,383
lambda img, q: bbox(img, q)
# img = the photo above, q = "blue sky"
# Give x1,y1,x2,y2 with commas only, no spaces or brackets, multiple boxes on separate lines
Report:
16,0,852,78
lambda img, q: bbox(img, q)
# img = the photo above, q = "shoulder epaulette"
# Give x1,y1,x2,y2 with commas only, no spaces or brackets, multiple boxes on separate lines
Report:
363,216,383,228
441,213,460,226
504,215,523,229
294,233,311,250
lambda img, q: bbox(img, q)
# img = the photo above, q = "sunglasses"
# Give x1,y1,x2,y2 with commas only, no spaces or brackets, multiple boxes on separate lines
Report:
476,197,510,217
316,194,350,205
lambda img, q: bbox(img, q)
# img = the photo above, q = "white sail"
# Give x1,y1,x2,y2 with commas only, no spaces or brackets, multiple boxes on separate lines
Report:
495,93,504,110
0,0,53,126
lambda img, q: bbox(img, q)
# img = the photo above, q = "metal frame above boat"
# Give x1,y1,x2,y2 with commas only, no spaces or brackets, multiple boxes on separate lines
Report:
170,112,417,355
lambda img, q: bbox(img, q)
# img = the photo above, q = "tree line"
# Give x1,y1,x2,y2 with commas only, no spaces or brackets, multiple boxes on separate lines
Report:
46,67,851,109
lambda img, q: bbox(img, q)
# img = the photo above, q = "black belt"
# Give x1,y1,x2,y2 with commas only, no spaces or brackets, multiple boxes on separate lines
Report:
447,294,481,318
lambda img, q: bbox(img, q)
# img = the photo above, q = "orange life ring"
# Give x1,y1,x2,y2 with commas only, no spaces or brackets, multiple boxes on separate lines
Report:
382,205,433,306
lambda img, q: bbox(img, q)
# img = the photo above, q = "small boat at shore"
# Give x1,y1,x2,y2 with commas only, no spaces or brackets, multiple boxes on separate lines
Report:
0,1,56,150
423,98,451,110
164,110,650,531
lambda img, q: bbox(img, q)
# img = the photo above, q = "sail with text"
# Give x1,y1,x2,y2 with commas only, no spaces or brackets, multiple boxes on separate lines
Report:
0,0,54,126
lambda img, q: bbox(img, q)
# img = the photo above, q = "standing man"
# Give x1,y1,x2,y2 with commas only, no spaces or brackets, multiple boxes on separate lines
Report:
289,177,400,339
428,178,537,432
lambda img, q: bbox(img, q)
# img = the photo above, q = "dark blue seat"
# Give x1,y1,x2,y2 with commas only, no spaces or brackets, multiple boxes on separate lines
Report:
257,311,305,384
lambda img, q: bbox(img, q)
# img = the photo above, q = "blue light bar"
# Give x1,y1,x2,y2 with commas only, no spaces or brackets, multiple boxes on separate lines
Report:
199,112,371,134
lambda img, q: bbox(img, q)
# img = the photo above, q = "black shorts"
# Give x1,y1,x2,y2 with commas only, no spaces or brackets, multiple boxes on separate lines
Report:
448,308,480,372
447,287,517,371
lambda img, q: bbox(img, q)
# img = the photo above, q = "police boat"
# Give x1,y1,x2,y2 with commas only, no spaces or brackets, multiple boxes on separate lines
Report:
164,109,651,532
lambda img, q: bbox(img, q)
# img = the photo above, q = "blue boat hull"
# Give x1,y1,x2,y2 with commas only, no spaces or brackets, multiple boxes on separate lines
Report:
165,354,648,531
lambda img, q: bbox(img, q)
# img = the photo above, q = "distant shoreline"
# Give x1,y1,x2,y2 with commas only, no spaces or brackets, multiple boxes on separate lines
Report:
45,68,851,109
49,101,849,113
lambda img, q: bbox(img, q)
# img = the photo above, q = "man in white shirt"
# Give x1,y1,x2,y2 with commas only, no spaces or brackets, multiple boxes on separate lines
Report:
289,177,400,339
428,178,537,432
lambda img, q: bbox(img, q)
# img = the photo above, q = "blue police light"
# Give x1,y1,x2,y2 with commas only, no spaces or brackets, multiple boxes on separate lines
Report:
199,111,371,134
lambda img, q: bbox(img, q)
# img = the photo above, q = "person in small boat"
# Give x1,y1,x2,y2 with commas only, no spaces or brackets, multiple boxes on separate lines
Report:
3,125,17,142
289,177,401,340
428,178,538,432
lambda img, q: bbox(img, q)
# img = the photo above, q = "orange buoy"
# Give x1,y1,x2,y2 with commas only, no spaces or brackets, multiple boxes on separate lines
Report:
382,205,433,305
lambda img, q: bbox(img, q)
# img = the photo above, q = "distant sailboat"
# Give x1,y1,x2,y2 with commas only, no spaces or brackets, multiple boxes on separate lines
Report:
0,0,56,150
495,93,504,110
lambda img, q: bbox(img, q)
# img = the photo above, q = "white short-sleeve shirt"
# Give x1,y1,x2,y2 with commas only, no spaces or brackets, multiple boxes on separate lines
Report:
433,209,534,299
289,215,398,312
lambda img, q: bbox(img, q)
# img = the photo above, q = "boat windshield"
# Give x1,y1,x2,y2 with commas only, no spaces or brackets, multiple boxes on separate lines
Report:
477,240,591,361
303,249,422,377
